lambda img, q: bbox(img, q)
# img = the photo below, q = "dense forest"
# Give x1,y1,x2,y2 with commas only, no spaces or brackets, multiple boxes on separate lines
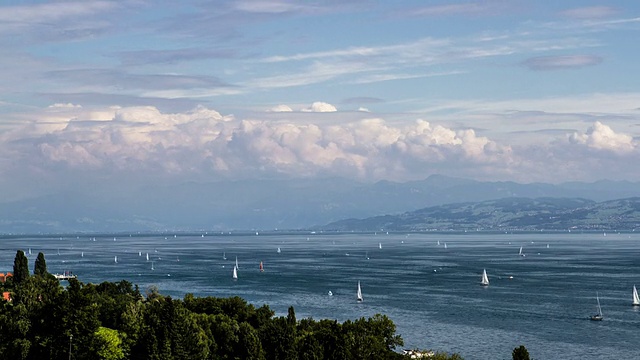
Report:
1,250,471,360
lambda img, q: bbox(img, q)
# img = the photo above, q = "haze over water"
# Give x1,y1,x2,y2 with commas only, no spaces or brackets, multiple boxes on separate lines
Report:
2,232,639,360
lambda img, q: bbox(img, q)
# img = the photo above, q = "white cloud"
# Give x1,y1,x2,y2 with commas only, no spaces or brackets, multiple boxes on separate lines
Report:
357,107,370,112
301,102,337,112
522,55,603,71
560,6,617,19
3,103,640,186
569,121,636,153
268,104,293,112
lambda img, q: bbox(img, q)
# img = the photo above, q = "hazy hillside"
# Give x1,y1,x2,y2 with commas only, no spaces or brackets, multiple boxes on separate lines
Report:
320,197,640,232
1,175,640,233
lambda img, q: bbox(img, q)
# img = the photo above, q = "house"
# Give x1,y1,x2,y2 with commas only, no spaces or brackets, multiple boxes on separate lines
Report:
402,349,435,358
0,272,13,283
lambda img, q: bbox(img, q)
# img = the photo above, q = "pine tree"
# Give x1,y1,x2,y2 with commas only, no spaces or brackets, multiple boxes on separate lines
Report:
13,250,30,284
34,252,48,276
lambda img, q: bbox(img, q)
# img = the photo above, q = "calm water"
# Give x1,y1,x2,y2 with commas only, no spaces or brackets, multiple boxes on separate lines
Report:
1,232,639,360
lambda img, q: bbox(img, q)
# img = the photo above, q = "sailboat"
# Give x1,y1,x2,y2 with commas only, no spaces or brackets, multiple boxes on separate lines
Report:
81,252,84,258
356,281,363,302
235,256,239,269
379,243,382,249
146,253,149,261
444,243,447,249
259,261,264,272
480,269,489,286
590,292,603,321
437,240,440,246
114,256,118,264
232,266,238,280
277,247,281,254
223,252,227,260
151,261,154,271
519,246,525,257
546,244,550,249
633,285,640,306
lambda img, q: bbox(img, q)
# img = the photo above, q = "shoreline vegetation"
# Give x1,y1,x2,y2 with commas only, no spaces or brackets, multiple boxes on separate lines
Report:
1,250,532,359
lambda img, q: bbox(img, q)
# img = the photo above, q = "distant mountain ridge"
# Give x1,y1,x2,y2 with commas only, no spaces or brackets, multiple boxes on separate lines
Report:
1,175,640,233
320,197,640,232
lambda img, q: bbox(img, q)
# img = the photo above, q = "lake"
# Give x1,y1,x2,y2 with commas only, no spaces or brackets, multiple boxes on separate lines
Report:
1,231,639,359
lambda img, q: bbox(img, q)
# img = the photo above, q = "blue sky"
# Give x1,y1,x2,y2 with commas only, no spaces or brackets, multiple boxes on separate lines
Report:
1,0,640,200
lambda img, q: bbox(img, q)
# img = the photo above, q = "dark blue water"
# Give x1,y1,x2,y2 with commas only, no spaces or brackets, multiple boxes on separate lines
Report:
2,232,639,360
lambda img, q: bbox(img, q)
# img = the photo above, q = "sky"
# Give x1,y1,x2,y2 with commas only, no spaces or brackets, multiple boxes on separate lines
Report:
1,0,640,201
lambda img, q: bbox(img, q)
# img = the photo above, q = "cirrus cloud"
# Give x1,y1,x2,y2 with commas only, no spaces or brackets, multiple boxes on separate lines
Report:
521,55,603,71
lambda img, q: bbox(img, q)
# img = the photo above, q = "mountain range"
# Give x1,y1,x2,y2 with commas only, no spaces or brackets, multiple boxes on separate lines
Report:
1,175,640,233
319,197,640,232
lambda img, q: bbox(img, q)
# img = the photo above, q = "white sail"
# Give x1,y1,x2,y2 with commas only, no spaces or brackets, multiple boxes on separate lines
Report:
223,252,227,260
633,285,640,306
235,256,239,269
277,247,281,253
151,261,154,271
379,243,382,249
444,243,447,249
146,253,149,261
114,256,118,263
232,265,238,280
357,281,363,302
519,246,525,257
481,269,489,286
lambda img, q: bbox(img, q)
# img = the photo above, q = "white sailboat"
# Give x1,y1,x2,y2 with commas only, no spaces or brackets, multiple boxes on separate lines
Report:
232,266,238,280
151,261,154,271
633,285,640,306
277,247,281,254
146,253,149,261
357,281,363,302
379,243,382,249
223,252,227,260
590,292,603,321
235,256,239,269
444,243,447,249
480,269,489,286
546,244,550,249
437,240,440,246
519,246,525,257
114,256,118,264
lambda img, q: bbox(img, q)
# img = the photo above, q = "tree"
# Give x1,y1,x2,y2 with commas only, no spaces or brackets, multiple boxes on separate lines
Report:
34,252,48,277
512,345,530,360
13,250,29,284
93,327,125,360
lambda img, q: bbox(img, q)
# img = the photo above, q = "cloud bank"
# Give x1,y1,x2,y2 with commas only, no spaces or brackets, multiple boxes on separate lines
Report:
3,103,640,192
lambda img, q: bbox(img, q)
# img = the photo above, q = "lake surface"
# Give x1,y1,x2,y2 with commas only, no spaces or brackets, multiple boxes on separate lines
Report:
1,232,639,359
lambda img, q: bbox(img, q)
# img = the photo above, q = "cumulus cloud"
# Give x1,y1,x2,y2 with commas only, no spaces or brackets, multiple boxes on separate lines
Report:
569,121,635,153
522,55,603,71
301,102,337,112
1,104,518,181
5,104,640,185
268,104,293,112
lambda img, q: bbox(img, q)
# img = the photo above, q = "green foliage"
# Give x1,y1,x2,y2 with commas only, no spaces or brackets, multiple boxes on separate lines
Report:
13,250,30,284
512,345,531,360
94,327,125,360
34,252,47,277
2,274,484,360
